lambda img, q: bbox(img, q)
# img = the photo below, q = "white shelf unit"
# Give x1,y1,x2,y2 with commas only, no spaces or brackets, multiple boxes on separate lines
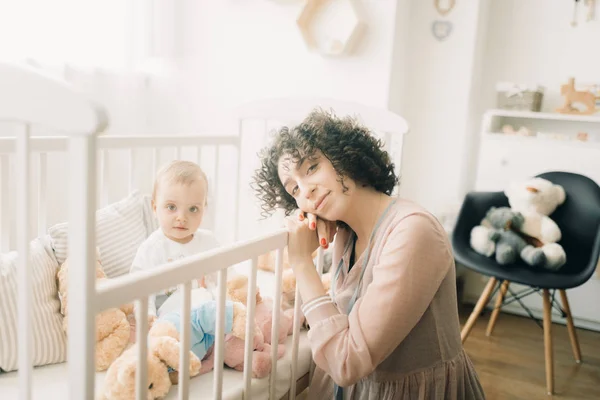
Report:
465,109,600,331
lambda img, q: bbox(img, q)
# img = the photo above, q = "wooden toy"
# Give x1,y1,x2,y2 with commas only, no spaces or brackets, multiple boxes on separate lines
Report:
556,77,597,115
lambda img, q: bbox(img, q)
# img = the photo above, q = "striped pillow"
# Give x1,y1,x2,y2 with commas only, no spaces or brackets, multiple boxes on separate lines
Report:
48,191,148,278
0,236,66,372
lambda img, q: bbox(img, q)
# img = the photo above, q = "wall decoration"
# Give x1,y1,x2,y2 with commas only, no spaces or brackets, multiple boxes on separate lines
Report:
556,77,597,115
586,0,596,21
432,0,455,41
432,20,453,41
435,0,456,16
296,0,365,57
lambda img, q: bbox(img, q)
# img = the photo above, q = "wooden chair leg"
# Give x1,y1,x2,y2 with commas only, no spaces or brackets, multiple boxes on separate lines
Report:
461,277,497,343
542,289,554,395
486,280,510,337
559,289,582,363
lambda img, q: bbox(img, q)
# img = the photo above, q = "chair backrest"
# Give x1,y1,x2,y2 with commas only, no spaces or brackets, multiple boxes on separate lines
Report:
536,171,600,276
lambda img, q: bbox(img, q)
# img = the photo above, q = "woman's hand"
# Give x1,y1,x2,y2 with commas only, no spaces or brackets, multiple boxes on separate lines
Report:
286,210,320,267
304,212,337,248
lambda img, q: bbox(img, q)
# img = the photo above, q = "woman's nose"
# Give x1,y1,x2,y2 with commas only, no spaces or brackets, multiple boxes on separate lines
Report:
302,184,316,199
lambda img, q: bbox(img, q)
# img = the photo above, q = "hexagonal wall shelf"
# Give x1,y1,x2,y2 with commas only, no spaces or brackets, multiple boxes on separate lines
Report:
297,0,365,57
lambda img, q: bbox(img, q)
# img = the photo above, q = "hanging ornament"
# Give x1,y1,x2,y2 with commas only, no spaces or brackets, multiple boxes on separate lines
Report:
572,0,580,26
586,0,596,21
435,0,456,17
431,20,453,41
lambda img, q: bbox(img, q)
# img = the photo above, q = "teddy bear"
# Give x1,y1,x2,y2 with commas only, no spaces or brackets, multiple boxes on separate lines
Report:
227,273,295,345
56,250,133,371
98,298,257,399
148,299,254,380
96,336,202,400
481,206,547,267
504,177,567,270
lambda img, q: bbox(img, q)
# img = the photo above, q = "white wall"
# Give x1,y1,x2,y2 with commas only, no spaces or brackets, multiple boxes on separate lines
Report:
393,0,490,219
175,0,399,134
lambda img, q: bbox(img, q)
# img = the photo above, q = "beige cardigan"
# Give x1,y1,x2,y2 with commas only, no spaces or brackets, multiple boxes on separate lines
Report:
303,199,486,399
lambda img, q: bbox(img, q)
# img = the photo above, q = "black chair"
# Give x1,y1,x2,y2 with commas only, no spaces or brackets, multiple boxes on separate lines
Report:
452,171,600,395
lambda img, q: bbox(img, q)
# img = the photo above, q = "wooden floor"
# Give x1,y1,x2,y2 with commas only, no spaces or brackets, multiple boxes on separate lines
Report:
460,306,600,400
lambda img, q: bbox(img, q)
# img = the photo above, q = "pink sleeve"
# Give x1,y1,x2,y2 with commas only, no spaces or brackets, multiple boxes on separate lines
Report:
304,213,453,387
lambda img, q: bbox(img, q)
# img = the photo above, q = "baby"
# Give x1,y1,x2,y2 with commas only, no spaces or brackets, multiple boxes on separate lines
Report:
130,160,219,325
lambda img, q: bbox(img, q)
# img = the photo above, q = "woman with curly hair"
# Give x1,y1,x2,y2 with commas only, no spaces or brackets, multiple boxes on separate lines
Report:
253,109,485,399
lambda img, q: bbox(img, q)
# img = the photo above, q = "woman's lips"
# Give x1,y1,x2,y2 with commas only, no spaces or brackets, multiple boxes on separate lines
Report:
315,192,330,211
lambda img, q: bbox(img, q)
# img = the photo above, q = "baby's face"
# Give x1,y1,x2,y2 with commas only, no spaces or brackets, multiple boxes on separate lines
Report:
153,180,207,244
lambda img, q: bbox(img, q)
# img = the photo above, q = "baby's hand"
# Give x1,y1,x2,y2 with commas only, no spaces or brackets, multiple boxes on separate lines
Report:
197,277,206,288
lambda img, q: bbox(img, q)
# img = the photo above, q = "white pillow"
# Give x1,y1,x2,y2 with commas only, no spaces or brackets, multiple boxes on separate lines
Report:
142,193,159,235
48,191,149,278
0,236,66,372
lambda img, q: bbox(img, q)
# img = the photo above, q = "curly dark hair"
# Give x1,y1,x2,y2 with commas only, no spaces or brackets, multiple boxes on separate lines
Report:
252,108,398,220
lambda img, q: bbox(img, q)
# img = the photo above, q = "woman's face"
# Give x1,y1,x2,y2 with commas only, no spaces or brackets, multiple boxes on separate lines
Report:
277,151,354,221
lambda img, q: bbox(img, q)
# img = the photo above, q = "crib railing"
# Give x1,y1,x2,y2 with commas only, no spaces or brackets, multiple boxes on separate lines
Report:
0,134,242,252
95,228,312,400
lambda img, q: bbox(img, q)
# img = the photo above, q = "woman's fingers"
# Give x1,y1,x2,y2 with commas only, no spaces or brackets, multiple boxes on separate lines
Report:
316,218,329,248
306,212,317,230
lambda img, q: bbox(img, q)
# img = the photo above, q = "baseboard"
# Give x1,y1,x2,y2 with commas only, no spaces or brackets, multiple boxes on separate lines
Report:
462,294,600,333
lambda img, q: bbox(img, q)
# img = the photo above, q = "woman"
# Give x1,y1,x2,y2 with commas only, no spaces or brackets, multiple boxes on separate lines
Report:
252,109,485,399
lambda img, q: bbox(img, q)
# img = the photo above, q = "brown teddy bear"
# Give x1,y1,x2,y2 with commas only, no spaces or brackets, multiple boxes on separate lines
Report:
96,335,202,400
56,251,133,371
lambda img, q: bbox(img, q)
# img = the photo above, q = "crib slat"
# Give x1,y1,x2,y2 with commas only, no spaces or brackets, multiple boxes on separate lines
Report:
0,155,10,252
213,268,228,400
152,148,160,185
233,137,242,242
135,298,149,400
100,150,109,207
67,135,97,400
269,247,285,399
179,281,192,400
289,282,303,399
128,149,135,193
17,125,32,400
212,146,220,222
176,146,182,160
37,153,47,237
243,257,258,398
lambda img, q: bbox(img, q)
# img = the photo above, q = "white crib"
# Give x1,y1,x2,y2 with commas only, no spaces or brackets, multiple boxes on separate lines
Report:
0,62,409,400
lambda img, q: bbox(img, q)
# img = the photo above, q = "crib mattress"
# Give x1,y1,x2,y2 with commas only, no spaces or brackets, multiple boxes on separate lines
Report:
0,331,311,400
0,265,312,399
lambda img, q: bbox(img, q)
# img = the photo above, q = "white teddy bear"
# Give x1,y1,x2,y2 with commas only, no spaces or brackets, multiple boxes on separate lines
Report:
505,177,565,244
504,177,567,270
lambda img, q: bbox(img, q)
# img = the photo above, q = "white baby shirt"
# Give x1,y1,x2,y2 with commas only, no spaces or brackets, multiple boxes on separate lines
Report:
130,228,220,317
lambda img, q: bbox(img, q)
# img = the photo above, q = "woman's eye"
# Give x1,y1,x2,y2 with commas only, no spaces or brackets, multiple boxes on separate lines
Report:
307,164,318,174
190,206,198,213
291,186,299,196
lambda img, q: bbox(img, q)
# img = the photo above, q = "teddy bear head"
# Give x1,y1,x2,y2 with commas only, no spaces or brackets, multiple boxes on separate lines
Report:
226,273,262,305
505,177,566,216
98,336,195,400
484,206,525,231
